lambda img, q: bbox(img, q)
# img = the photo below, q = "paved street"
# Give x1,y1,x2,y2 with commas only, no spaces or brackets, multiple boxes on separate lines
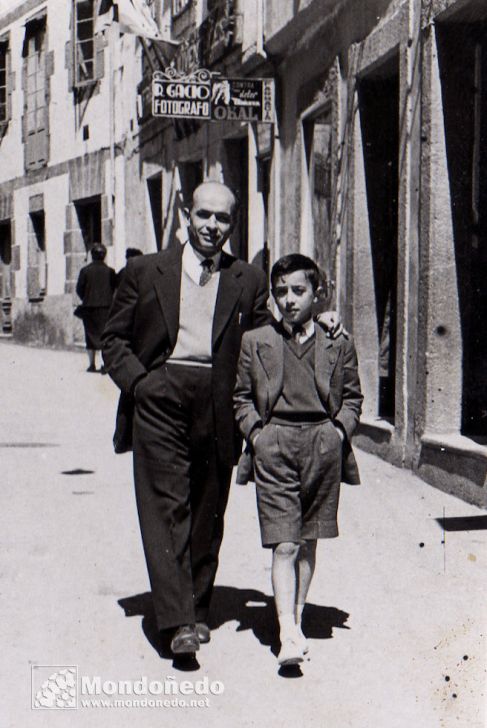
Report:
0,341,485,728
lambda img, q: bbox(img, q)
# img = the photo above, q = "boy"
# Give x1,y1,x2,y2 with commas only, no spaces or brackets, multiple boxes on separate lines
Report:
233,254,363,667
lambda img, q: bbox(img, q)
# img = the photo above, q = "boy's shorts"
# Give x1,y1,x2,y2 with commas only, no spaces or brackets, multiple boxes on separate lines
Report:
253,421,342,547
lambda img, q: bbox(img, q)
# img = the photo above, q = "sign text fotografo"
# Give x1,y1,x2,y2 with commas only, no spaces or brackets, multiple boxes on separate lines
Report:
152,69,275,123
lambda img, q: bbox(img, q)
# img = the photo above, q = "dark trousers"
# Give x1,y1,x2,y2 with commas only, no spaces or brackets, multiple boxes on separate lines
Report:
132,363,232,631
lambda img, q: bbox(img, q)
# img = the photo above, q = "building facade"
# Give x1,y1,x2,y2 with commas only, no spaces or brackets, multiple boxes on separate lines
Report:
0,0,486,504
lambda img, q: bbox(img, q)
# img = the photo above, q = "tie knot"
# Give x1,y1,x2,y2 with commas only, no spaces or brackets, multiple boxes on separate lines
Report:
292,323,305,341
199,258,214,286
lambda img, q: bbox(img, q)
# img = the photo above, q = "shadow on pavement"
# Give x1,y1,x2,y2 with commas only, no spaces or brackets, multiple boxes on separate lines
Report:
118,586,350,664
436,515,487,531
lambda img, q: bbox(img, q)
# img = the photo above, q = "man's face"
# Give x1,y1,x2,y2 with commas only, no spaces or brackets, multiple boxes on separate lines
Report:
186,183,236,258
272,269,316,327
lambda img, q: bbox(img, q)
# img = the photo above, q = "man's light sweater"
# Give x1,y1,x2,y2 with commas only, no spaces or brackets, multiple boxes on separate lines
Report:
168,268,219,366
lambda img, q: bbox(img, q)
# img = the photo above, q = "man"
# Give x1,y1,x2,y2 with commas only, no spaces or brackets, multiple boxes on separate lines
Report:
116,247,143,287
102,181,270,655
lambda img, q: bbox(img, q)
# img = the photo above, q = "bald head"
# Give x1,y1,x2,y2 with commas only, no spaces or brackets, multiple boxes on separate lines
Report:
186,181,237,258
191,181,237,214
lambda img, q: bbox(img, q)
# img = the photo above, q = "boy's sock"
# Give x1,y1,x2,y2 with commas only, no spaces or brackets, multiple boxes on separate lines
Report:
295,603,309,653
278,614,298,642
295,603,305,628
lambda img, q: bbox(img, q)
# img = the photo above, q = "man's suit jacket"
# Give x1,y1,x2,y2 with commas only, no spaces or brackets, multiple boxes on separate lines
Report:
101,244,270,463
233,320,363,484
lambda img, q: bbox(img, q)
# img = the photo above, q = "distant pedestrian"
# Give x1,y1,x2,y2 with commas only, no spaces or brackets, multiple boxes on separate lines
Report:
116,247,143,287
76,243,117,373
234,254,363,667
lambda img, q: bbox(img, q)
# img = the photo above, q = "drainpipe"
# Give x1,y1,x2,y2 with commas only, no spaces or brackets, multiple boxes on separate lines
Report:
256,0,267,60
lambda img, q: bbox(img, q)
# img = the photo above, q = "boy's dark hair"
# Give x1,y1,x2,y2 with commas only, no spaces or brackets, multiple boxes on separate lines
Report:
125,248,143,259
91,243,107,261
271,253,322,292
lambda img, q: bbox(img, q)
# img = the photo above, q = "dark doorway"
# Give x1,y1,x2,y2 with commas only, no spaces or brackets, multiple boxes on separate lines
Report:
358,53,400,422
74,196,102,252
179,161,203,208
437,18,487,437
147,174,162,250
224,137,249,261
255,155,271,278
28,210,47,300
0,219,12,334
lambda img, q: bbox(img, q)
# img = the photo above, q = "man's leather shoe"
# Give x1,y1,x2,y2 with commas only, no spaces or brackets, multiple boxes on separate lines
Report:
170,624,200,654
195,622,211,644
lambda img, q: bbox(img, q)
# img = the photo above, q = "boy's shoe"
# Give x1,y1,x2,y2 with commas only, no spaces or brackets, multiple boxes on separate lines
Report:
277,637,304,666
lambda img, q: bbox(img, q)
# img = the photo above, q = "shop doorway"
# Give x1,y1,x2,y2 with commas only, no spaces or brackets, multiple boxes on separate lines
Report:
437,15,487,437
358,53,400,422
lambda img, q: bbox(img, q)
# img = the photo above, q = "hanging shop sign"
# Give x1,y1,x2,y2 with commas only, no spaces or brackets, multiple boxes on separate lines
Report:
152,69,212,120
211,77,275,123
152,69,275,123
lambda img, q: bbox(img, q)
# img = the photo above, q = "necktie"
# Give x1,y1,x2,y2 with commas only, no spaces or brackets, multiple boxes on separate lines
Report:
199,258,214,286
292,324,305,343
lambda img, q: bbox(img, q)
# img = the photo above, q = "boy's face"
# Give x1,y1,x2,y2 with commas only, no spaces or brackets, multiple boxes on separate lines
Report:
272,269,317,327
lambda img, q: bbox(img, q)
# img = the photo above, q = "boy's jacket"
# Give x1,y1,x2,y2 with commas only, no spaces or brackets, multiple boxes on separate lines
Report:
233,320,363,485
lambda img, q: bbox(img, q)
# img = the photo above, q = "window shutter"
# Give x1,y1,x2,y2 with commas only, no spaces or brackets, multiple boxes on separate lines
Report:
94,33,105,81
65,40,74,89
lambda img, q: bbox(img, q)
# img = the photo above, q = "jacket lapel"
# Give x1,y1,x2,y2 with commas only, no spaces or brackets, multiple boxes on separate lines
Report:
212,252,243,348
314,323,338,402
257,324,284,417
153,245,183,348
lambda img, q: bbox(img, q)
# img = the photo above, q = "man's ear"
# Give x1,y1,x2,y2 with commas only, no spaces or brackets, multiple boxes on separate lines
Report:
183,207,190,222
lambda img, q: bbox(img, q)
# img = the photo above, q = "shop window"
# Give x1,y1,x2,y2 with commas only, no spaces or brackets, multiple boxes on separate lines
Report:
437,15,487,437
358,53,399,422
74,196,102,252
147,174,163,250
23,16,48,170
27,210,47,301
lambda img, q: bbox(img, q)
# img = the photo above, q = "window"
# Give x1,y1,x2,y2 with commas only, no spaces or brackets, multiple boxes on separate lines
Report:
23,17,48,169
74,0,96,87
0,41,8,124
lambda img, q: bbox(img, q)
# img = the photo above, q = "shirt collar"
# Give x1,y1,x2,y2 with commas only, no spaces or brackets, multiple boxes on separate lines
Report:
182,243,221,284
282,316,315,340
